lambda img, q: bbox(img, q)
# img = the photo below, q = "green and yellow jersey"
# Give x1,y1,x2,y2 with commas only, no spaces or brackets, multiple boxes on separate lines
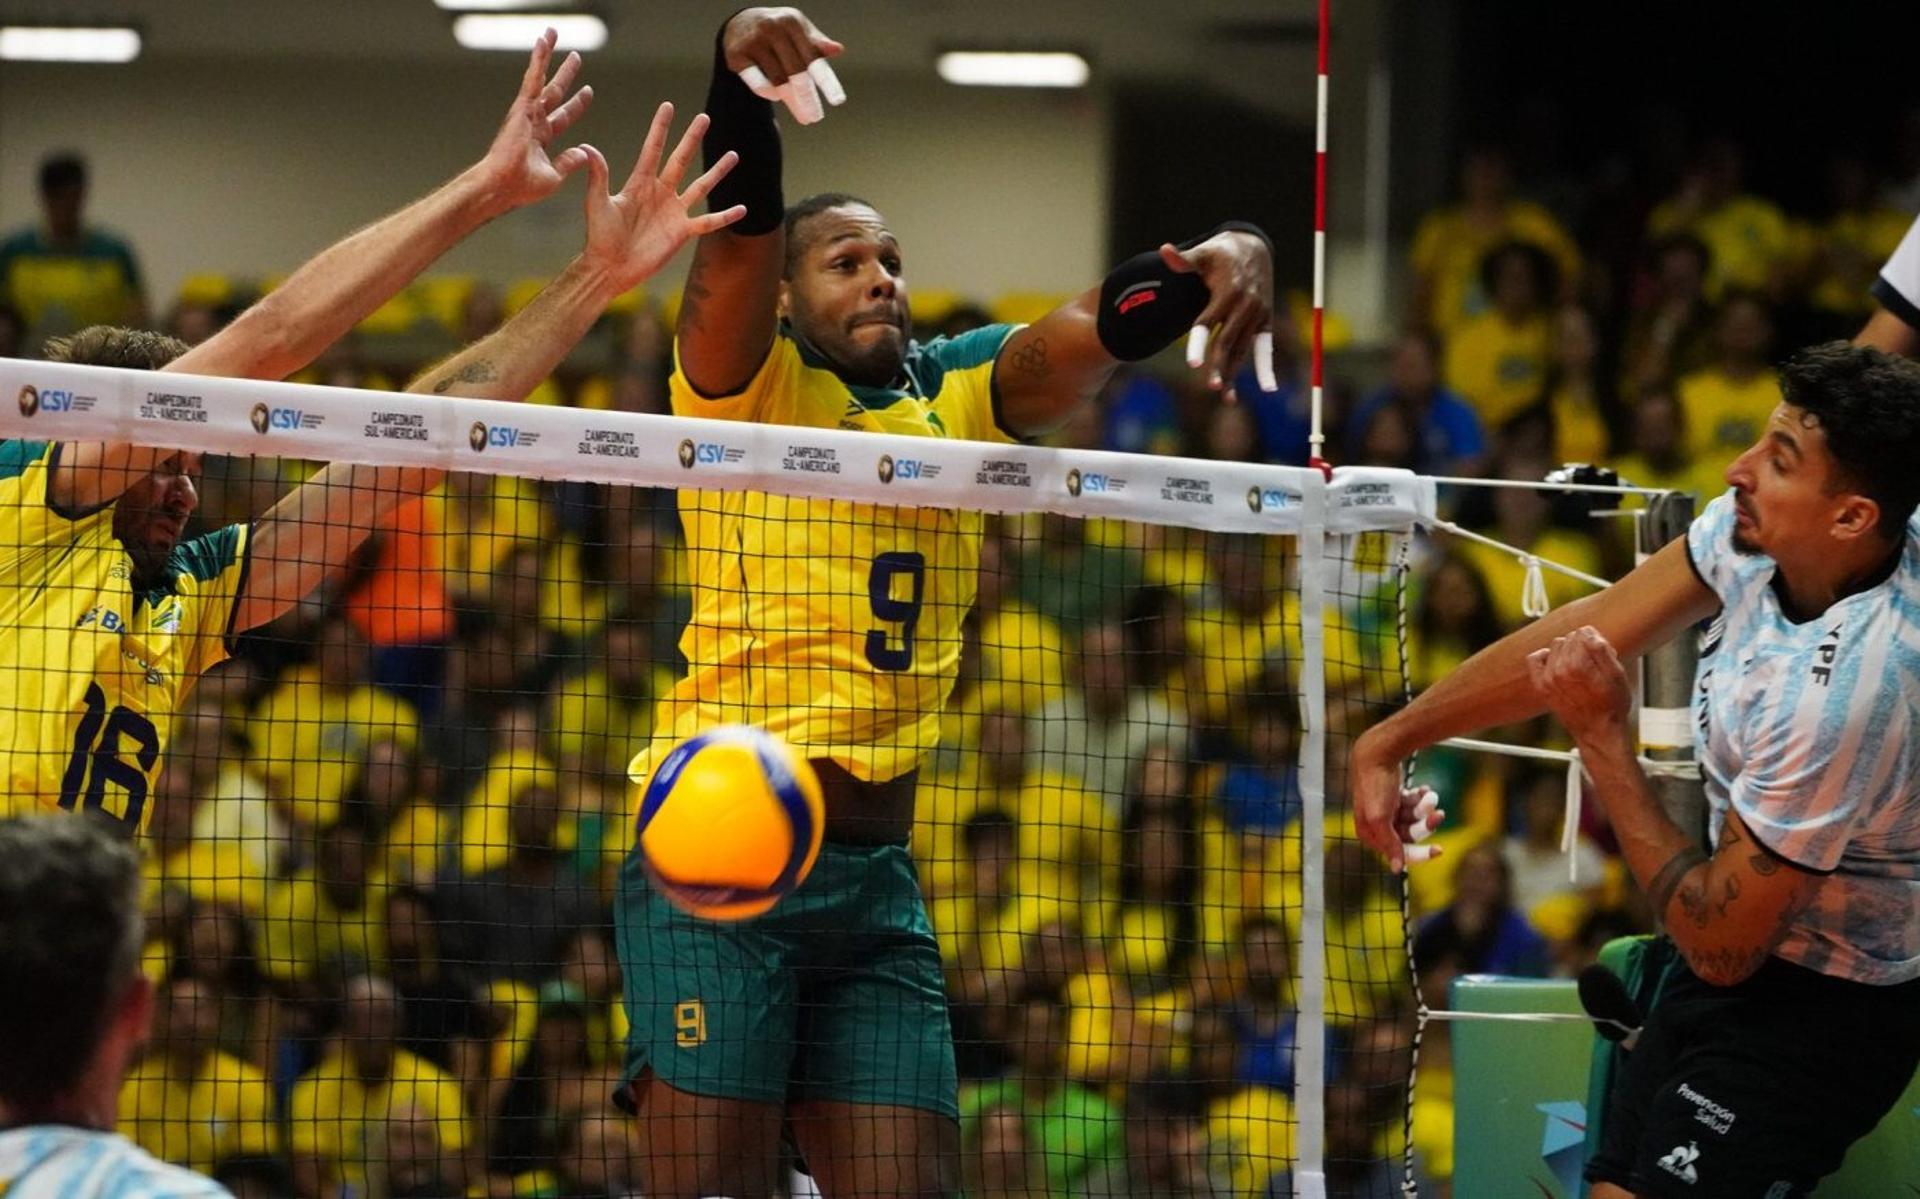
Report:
633,323,1019,787
0,440,249,834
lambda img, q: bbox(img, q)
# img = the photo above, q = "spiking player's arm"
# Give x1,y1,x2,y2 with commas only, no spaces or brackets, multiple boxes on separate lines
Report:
675,8,843,397
1351,538,1719,871
1529,626,1821,986
992,229,1277,438
229,106,742,634
51,30,595,514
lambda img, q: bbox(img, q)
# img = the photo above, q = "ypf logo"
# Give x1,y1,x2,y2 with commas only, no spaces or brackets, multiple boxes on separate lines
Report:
250,402,271,435
17,384,38,417
878,453,895,484
469,421,490,453
1066,468,1082,497
678,438,697,469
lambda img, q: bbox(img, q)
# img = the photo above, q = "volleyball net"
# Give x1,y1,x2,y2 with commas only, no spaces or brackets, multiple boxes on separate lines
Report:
0,351,1515,1197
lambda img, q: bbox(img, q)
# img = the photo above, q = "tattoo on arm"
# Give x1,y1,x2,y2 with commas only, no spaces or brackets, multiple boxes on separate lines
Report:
432,358,498,394
1714,873,1741,918
1007,335,1053,382
1645,846,1709,919
679,255,714,336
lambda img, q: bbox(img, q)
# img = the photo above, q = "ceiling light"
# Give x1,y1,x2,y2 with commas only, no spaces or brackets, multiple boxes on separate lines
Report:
434,0,550,10
452,13,607,52
936,51,1089,88
0,25,141,63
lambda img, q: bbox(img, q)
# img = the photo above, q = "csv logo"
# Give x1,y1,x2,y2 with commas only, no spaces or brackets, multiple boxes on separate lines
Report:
1246,486,1290,512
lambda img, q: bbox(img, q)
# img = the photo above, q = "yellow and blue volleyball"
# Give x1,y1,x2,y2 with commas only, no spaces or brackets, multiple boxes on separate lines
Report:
635,725,825,921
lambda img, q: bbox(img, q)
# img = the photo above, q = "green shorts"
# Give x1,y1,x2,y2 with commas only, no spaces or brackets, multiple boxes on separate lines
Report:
614,840,959,1119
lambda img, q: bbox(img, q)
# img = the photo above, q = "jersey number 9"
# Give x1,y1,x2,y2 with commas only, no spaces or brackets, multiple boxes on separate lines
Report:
865,552,927,672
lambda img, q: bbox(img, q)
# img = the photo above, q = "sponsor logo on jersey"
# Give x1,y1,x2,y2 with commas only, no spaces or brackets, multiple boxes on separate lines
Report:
1656,1140,1700,1185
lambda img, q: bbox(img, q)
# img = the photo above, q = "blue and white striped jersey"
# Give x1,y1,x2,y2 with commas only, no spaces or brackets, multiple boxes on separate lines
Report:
1688,491,1920,984
0,1125,229,1198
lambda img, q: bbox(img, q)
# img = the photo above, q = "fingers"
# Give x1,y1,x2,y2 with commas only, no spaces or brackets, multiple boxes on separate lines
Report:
690,204,750,236
661,113,712,190
518,27,558,100
1253,330,1278,393
579,144,610,196
546,84,594,140
628,102,674,195
1208,300,1261,394
681,148,738,208
808,58,848,107
541,50,583,112
783,66,825,125
1158,242,1197,274
738,65,782,102
551,144,592,183
1185,325,1209,371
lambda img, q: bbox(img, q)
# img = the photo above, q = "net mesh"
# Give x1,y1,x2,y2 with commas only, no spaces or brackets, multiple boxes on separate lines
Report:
0,355,1428,1198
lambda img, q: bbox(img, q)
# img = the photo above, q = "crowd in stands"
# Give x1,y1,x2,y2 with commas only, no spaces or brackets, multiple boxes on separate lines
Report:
3,122,1912,1198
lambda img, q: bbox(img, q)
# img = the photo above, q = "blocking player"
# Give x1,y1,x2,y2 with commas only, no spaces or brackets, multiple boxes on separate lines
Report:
0,48,743,836
1353,343,1920,1197
612,7,1277,1196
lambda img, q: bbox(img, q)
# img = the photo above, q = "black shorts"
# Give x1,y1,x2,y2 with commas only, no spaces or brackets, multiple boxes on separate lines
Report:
1586,949,1920,1198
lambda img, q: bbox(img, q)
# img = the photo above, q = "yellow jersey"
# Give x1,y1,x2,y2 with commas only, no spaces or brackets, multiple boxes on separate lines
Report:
1409,201,1581,336
1443,312,1553,429
635,323,1019,785
0,440,248,835
287,1048,469,1194
1677,366,1780,475
118,1049,278,1175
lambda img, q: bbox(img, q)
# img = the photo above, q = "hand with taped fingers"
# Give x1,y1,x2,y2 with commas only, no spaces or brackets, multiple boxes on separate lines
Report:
1351,736,1448,874
1162,229,1277,402
577,103,748,293
723,6,848,125
1526,625,1634,744
475,27,598,213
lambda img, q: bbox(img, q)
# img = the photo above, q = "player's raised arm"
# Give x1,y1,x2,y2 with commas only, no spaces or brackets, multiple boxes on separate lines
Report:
992,225,1277,439
1350,536,1720,873
676,7,844,397
228,105,742,634
50,29,594,513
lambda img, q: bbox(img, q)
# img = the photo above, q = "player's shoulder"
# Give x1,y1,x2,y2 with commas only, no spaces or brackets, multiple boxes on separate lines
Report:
0,1125,230,1198
163,523,247,585
911,324,1020,375
0,438,54,481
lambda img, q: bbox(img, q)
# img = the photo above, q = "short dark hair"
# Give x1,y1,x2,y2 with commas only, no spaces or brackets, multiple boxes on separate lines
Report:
39,152,86,195
43,325,188,371
1778,341,1920,539
0,816,144,1107
962,808,1018,855
783,192,876,277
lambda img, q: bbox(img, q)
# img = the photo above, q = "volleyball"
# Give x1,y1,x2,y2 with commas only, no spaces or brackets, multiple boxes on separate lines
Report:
635,725,826,921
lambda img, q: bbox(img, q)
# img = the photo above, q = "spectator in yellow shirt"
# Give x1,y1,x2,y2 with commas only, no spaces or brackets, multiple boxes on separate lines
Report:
1458,452,1605,631
1676,292,1781,476
1541,305,1616,466
1444,241,1559,430
1409,146,1580,336
289,974,471,1199
118,976,277,1175
248,615,421,832
1607,385,1727,504
255,815,385,984
1647,138,1791,298
0,153,147,346
1407,552,1501,694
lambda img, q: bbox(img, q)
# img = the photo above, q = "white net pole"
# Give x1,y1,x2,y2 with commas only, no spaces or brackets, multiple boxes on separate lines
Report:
1292,469,1330,1199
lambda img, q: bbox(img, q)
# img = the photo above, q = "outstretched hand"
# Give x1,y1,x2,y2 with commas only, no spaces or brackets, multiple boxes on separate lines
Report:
475,28,597,213
578,103,748,294
1161,231,1277,403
